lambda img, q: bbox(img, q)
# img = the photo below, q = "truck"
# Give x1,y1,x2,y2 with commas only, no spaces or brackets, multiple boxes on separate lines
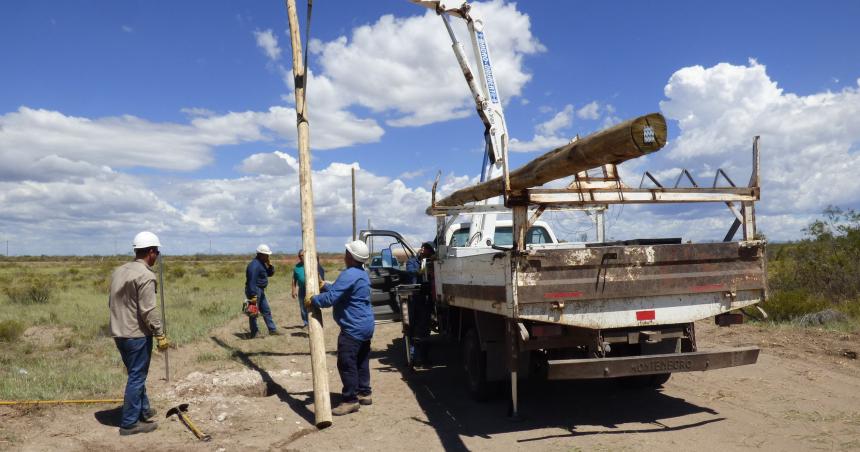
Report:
367,1,767,416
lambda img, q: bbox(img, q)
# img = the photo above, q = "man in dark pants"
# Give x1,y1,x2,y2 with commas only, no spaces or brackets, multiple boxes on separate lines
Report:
404,242,435,366
308,240,374,416
108,231,170,436
245,244,279,338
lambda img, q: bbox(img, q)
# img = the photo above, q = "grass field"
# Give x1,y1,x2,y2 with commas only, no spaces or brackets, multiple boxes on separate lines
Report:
1,241,858,401
0,255,338,400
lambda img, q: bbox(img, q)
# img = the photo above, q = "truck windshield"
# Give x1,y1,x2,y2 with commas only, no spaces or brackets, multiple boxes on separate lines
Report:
449,226,551,246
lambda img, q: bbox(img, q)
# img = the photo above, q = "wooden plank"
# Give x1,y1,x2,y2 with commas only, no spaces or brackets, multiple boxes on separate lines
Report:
432,113,667,207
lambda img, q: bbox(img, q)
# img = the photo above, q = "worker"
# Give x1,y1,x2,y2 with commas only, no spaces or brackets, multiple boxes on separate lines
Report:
290,249,325,328
108,231,169,436
405,242,436,367
245,244,280,338
307,240,374,416
405,242,435,284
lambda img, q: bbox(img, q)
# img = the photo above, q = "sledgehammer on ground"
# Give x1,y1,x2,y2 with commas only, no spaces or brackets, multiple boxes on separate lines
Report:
166,403,211,442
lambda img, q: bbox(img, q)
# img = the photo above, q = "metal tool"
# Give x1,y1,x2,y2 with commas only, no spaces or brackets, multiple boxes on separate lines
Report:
158,254,170,381
166,403,211,441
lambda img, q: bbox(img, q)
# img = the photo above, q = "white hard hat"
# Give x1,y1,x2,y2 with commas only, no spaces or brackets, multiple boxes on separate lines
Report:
256,244,273,255
132,231,161,249
345,240,370,263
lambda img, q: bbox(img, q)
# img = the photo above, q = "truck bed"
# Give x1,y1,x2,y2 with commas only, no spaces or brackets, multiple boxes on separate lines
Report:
435,240,767,329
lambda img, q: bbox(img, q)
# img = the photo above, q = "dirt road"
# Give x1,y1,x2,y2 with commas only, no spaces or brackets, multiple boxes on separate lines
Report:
2,293,859,451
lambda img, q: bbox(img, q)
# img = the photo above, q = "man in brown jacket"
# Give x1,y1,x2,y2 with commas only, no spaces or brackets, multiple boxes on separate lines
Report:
109,231,170,436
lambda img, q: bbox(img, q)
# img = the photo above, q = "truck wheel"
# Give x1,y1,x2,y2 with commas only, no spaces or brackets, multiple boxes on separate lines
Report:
462,328,490,401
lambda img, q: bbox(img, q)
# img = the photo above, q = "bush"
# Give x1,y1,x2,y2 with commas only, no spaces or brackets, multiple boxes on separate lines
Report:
762,289,829,322
0,320,25,342
4,280,54,304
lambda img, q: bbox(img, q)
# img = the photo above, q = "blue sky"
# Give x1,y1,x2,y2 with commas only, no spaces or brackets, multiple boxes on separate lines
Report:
1,0,859,255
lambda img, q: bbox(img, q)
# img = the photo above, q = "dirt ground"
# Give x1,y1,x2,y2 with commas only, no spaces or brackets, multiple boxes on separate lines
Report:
2,293,859,452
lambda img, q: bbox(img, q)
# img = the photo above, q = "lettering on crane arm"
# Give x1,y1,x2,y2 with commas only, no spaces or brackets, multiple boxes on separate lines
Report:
476,31,499,104
630,359,692,373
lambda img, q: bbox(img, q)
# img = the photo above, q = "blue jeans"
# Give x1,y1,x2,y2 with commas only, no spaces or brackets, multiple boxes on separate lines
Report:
249,293,277,336
336,332,371,402
114,336,152,428
298,288,308,326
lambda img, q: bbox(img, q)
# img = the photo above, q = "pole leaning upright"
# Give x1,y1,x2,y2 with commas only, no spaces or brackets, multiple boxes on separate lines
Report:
285,0,332,428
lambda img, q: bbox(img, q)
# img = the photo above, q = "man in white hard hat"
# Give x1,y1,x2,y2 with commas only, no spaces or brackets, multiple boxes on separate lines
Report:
245,244,279,338
307,240,374,416
108,231,170,436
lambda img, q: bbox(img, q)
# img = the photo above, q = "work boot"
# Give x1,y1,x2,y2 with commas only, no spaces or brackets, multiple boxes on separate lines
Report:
268,330,282,336
140,408,157,422
119,421,158,436
332,401,360,416
357,394,372,406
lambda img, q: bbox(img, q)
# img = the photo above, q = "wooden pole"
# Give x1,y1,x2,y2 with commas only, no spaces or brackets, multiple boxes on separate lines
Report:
285,0,332,429
433,113,667,207
157,255,170,382
351,167,357,241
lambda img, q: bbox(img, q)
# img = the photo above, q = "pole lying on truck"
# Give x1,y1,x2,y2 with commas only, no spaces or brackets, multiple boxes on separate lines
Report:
411,1,765,419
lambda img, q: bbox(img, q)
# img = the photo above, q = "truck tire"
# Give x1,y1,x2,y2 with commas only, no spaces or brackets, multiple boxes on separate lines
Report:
462,328,491,401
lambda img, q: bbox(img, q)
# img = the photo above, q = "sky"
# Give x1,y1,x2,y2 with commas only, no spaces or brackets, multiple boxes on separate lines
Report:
1,0,859,255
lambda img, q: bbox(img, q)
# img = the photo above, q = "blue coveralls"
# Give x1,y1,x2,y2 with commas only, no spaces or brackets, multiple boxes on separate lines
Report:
245,257,277,336
311,266,374,402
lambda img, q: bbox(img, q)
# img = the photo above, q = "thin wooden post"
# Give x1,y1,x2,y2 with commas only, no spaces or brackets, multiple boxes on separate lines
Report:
285,0,332,429
351,167,357,241
158,255,170,382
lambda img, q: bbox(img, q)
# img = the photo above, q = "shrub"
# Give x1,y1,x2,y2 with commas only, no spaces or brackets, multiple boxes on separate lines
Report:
4,280,54,304
0,320,25,342
166,265,186,281
763,289,829,322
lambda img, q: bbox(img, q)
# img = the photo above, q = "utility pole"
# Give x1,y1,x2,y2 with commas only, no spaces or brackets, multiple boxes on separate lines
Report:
285,0,332,429
351,167,357,240
5,240,8,257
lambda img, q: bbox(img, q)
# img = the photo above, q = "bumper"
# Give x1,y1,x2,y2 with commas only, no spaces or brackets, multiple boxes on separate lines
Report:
547,346,760,380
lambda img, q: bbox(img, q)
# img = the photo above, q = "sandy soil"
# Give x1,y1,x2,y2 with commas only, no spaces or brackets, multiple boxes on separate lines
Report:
2,293,859,452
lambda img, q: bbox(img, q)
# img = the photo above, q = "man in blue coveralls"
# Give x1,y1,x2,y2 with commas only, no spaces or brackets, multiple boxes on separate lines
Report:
307,240,374,416
245,244,280,338
291,249,325,328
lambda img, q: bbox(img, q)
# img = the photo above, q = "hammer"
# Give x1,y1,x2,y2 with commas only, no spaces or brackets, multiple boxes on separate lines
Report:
166,403,212,442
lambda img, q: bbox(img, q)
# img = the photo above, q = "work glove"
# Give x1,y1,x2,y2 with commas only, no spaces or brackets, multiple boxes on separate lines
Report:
155,335,170,351
304,295,314,311
318,279,327,292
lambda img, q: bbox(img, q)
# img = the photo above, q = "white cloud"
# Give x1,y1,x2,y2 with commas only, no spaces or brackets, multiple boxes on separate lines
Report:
180,107,215,117
537,104,574,136
121,25,133,33
509,104,573,152
254,29,281,61
238,151,299,176
576,101,600,120
398,169,425,180
660,60,860,216
0,105,384,181
309,0,544,128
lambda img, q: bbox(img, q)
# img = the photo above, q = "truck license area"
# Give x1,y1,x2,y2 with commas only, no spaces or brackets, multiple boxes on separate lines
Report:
631,359,693,373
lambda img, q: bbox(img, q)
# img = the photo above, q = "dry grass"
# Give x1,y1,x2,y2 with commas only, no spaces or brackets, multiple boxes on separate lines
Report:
0,255,335,400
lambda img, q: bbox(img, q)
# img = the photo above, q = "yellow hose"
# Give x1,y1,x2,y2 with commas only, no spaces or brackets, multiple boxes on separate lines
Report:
0,399,122,406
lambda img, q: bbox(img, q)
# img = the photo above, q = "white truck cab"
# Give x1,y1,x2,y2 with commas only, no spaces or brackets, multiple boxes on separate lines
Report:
445,219,559,248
